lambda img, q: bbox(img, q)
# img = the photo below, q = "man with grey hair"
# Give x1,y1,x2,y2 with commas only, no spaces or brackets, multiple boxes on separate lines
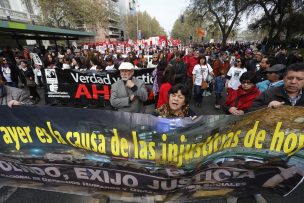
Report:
110,62,148,113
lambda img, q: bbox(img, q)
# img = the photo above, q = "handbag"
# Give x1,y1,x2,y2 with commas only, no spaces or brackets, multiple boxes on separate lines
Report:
201,80,209,89
26,77,36,87
201,65,209,89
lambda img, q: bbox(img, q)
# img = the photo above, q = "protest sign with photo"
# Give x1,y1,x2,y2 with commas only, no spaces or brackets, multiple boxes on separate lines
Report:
43,69,155,107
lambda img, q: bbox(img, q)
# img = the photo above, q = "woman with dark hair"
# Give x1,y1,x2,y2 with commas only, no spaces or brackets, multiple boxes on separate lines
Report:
20,60,40,103
226,57,247,92
71,57,86,70
158,51,167,62
127,52,139,67
105,56,115,70
0,57,19,87
157,66,175,108
153,60,168,105
154,83,196,118
62,56,71,70
223,72,260,115
44,54,55,68
137,54,148,68
192,55,213,107
90,57,102,70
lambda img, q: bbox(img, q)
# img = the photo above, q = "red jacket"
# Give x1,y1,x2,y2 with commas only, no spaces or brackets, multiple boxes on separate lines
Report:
183,55,199,77
212,59,230,77
224,86,260,112
157,82,172,108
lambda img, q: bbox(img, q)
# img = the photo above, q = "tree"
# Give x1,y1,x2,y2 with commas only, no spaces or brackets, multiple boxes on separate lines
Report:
35,0,108,31
124,11,166,40
171,11,218,44
248,0,304,50
189,0,251,46
171,15,195,44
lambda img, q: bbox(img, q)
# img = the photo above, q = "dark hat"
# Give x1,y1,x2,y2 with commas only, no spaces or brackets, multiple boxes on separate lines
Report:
266,64,286,73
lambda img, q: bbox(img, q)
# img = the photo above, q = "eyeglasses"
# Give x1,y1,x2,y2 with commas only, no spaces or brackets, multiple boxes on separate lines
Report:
236,60,241,63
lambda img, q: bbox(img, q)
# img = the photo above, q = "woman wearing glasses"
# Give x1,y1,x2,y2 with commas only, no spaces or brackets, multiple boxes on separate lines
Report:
225,57,247,94
223,72,260,115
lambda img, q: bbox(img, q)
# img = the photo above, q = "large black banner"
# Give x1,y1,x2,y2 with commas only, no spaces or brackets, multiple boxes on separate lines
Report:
44,68,155,107
0,106,303,201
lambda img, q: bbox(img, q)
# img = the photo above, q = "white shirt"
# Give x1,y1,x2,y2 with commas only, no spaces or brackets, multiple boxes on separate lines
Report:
192,64,213,85
62,63,71,70
227,66,247,90
1,66,12,82
105,65,115,70
90,65,97,70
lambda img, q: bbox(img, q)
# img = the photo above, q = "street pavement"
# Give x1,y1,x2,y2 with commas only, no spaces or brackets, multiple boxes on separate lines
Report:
1,88,304,203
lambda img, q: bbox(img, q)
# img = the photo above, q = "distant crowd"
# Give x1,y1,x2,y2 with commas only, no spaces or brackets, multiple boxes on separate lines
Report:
0,41,303,117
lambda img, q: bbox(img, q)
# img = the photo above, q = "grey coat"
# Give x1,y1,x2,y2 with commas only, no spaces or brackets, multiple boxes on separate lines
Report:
0,85,32,105
110,78,148,113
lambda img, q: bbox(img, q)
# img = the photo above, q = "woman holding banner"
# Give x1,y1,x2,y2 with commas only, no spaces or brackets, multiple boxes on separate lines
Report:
223,72,260,115
154,84,196,118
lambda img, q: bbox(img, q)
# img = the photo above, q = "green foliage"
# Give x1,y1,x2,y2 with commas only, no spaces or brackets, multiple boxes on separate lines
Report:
189,0,251,45
124,11,166,40
171,10,223,44
36,0,108,30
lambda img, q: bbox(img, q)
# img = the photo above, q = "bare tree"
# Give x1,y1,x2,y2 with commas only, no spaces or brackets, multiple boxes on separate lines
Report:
248,0,304,50
189,0,252,46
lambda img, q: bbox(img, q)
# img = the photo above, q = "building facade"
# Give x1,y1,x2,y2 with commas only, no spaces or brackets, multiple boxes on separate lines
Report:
0,0,95,49
0,0,39,23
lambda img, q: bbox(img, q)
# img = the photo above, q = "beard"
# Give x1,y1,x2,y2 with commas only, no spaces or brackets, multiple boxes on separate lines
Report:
121,77,129,81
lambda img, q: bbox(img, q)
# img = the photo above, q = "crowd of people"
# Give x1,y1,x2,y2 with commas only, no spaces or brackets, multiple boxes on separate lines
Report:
0,41,303,118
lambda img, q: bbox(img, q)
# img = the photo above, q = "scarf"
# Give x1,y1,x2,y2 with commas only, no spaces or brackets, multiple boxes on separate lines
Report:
155,103,190,118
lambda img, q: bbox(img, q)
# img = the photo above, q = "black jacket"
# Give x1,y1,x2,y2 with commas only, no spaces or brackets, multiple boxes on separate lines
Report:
171,60,187,84
249,86,304,112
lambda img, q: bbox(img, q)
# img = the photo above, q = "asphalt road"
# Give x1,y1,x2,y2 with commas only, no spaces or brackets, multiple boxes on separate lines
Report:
1,89,304,203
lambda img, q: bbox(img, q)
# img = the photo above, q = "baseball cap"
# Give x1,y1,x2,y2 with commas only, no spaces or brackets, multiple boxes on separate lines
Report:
118,62,134,70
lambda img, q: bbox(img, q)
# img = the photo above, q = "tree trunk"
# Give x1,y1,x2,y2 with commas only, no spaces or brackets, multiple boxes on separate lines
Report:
221,33,228,46
285,28,292,41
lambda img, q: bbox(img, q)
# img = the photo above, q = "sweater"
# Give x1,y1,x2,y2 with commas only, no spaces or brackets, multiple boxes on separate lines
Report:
223,86,260,113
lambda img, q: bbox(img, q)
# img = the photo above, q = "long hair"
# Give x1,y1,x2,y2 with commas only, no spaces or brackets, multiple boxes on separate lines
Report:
162,66,175,85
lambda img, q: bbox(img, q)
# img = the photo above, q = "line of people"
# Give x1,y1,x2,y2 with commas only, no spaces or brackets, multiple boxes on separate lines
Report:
0,43,303,117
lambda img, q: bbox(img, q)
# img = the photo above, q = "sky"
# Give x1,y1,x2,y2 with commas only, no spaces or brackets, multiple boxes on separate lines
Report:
138,0,190,35
138,0,252,37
